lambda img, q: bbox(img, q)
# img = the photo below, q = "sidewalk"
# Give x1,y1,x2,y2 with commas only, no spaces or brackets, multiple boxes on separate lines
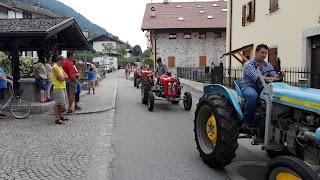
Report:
46,75,118,115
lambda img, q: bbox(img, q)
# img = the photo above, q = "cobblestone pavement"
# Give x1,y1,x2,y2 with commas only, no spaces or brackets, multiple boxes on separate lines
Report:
0,72,119,180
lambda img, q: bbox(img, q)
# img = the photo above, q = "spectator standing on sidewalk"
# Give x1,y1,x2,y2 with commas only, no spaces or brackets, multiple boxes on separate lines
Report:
45,58,53,101
86,67,97,94
52,56,68,125
33,56,48,103
62,51,77,113
0,56,12,100
74,75,83,110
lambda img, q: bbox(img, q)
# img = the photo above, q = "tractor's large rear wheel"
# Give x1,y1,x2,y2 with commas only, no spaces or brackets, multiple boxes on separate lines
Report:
141,77,151,104
266,156,319,180
194,94,239,168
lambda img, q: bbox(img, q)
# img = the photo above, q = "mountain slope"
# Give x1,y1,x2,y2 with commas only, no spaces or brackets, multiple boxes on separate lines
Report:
0,0,108,38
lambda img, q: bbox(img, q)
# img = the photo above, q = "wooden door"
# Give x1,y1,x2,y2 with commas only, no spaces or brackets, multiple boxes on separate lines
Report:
199,56,206,67
268,48,277,67
311,46,320,88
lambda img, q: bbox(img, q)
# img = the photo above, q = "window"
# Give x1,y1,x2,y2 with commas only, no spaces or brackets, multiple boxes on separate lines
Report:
215,32,221,38
184,33,191,39
269,0,279,13
168,56,175,67
169,34,177,39
26,51,33,57
199,56,206,67
199,33,206,39
242,0,255,26
23,11,32,19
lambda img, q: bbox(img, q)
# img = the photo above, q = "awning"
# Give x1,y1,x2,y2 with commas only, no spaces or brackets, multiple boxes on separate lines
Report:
222,44,253,64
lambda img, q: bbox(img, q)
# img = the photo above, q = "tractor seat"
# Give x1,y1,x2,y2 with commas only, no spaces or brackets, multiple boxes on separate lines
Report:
234,80,243,98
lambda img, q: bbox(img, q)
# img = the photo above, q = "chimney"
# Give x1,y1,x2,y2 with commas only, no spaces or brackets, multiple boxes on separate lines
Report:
163,0,169,4
151,7,156,17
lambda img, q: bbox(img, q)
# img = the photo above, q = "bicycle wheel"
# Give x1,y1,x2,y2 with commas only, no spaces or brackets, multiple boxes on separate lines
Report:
10,99,31,119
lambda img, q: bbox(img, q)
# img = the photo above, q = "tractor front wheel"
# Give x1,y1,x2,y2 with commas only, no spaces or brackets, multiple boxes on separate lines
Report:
266,156,319,180
183,92,192,111
148,92,155,111
141,77,151,104
194,94,239,168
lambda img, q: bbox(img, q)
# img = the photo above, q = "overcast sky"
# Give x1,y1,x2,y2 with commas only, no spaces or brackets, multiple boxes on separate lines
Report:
59,0,215,51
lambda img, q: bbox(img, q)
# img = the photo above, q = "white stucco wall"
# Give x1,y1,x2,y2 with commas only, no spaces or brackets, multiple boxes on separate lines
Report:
227,0,320,69
93,41,117,53
153,32,226,75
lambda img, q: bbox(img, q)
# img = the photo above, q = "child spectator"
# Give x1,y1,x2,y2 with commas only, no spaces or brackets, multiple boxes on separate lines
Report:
74,75,82,110
86,68,96,94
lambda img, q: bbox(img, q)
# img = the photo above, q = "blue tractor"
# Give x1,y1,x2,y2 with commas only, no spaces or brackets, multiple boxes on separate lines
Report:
194,67,320,179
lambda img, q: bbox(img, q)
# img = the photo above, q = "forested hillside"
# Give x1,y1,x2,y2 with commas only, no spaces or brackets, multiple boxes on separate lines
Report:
0,0,108,38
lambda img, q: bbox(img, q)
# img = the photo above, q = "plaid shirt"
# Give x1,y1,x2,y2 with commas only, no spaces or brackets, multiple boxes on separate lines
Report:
241,58,277,90
156,63,168,76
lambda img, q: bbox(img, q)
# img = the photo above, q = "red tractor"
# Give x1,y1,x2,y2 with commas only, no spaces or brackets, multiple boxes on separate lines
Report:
140,70,192,111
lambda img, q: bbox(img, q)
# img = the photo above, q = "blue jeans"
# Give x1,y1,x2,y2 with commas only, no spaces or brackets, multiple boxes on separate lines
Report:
241,86,262,124
46,80,53,99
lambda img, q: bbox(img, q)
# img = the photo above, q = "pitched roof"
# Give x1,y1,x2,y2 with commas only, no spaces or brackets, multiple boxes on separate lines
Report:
0,17,69,33
0,17,91,50
7,1,61,18
141,1,227,31
0,2,18,11
88,34,125,45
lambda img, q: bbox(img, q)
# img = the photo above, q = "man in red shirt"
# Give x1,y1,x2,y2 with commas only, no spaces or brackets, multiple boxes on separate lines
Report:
62,51,77,113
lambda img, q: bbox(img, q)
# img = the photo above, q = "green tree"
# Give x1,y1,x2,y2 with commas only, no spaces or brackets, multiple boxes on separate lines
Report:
103,43,115,56
132,45,142,56
142,48,151,58
116,45,127,57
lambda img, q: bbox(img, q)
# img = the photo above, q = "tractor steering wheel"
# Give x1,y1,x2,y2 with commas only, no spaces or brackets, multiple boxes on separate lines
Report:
255,70,283,88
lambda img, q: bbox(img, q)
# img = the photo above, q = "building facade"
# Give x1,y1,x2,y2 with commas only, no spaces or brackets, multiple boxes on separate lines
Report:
142,1,227,75
226,0,320,87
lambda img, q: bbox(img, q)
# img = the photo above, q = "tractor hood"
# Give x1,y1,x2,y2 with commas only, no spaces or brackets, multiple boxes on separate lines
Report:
260,82,320,115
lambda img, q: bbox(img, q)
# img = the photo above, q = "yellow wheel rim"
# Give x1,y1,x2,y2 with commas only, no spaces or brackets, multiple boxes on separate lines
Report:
276,172,302,180
206,114,217,144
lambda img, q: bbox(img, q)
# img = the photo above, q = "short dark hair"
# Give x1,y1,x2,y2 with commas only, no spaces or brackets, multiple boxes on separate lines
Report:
56,55,65,62
156,57,162,63
256,44,269,52
38,56,46,63
76,75,80,79
67,51,74,58
89,67,93,71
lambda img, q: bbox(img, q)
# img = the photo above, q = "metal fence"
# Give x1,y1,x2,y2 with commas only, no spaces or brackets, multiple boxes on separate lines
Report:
178,66,320,89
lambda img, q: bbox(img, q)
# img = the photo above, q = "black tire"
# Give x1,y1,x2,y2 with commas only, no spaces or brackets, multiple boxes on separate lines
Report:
136,79,140,89
266,149,289,158
183,92,192,111
148,92,155,111
141,77,151,104
266,156,320,180
194,94,239,168
134,78,137,87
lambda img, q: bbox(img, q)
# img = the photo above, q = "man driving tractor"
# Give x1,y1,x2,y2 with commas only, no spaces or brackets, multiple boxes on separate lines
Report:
149,57,168,87
241,44,284,129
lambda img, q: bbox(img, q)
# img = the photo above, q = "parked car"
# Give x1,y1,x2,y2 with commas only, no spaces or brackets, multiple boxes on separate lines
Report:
104,64,113,73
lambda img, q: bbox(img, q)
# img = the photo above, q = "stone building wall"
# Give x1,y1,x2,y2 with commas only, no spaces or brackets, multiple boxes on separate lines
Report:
154,32,226,75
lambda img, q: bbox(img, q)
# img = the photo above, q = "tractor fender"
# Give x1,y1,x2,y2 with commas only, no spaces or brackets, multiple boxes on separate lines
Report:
203,84,243,121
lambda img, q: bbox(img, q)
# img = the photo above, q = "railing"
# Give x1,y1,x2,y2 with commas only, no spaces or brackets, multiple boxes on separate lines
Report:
178,66,320,89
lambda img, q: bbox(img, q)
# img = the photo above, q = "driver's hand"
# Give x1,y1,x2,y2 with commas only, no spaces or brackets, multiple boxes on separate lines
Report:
277,71,285,77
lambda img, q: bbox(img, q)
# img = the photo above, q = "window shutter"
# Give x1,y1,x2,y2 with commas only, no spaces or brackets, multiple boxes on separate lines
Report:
242,5,246,26
251,0,255,22
168,56,175,67
268,48,278,67
199,56,207,67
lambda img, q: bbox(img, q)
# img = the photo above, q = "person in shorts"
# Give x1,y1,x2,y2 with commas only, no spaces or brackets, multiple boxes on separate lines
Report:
86,68,97,94
62,51,77,113
51,56,68,124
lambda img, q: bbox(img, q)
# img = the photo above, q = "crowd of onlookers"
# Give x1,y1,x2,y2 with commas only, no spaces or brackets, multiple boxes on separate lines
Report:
31,51,102,124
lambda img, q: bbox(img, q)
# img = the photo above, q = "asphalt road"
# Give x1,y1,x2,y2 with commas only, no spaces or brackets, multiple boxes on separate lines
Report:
111,71,271,180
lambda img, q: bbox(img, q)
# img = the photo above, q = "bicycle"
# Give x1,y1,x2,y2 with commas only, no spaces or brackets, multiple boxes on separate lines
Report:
0,85,31,119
